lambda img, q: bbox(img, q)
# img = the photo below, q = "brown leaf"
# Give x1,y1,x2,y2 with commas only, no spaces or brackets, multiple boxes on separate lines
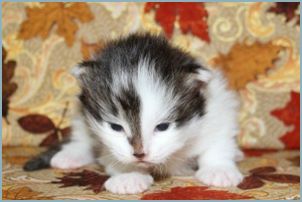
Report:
2,47,18,122
18,3,94,47
212,41,283,90
268,2,300,25
237,176,264,190
288,156,300,167
2,186,53,200
141,186,252,200
249,166,276,174
81,39,104,60
52,170,109,193
257,174,300,183
39,127,71,147
18,114,56,134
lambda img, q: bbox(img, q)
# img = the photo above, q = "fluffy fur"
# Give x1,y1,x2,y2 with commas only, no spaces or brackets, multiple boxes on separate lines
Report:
27,33,243,194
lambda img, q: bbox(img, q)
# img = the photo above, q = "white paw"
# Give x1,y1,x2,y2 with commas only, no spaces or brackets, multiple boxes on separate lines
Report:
50,150,93,169
196,165,243,187
104,172,153,194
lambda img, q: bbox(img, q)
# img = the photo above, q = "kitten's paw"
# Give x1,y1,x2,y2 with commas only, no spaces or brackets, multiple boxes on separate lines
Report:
196,165,243,187
104,172,153,194
50,150,93,169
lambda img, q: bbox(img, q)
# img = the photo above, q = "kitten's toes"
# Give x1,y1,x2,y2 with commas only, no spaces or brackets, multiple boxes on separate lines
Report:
104,172,153,194
196,165,243,187
50,150,93,169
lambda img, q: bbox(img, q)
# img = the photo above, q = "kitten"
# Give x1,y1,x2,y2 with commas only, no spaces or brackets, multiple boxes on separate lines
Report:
24,33,243,194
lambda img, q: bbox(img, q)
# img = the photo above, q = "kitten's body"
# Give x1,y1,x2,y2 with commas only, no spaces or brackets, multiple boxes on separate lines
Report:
25,33,243,194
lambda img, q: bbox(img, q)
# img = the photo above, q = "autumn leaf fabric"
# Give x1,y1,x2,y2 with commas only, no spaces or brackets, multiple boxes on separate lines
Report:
18,2,94,47
2,2,300,149
2,147,300,200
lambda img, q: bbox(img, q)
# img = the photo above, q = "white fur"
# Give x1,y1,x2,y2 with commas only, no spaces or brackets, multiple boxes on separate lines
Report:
52,61,243,193
104,172,153,194
50,115,95,169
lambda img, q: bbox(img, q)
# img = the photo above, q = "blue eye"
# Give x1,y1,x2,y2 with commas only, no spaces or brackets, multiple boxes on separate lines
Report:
155,123,170,131
110,123,124,132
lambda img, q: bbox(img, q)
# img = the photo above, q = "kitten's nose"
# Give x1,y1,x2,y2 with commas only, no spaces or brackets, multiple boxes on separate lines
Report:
133,152,145,159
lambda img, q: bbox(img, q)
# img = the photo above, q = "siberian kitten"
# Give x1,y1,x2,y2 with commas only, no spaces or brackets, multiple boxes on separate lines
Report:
24,33,243,194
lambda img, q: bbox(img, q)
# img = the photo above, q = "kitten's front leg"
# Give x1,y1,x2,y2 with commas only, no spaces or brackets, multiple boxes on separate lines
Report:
50,116,94,169
195,139,243,187
104,172,154,194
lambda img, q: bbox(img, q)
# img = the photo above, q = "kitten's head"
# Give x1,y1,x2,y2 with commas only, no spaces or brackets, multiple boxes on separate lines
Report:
73,33,212,166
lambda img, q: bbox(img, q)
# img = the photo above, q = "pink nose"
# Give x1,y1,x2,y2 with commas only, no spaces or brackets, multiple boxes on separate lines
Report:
133,152,145,159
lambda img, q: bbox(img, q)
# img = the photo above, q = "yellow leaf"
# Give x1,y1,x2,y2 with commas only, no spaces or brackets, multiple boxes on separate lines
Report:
18,3,94,47
212,41,283,90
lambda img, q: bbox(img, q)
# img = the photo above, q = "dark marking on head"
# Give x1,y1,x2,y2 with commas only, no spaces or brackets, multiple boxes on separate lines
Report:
76,33,209,139
116,84,142,150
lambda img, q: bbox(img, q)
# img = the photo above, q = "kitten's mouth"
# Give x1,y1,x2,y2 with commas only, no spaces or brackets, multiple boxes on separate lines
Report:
136,160,154,168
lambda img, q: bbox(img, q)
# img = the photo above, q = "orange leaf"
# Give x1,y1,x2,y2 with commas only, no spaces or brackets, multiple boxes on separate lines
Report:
81,39,104,60
2,186,53,200
212,41,283,90
18,3,94,47
271,91,300,149
141,186,252,200
145,3,210,42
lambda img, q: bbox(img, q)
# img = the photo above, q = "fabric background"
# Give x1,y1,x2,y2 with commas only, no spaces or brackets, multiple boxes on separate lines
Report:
2,2,300,149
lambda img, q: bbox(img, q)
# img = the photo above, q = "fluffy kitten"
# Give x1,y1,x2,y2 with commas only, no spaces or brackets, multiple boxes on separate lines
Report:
24,33,243,194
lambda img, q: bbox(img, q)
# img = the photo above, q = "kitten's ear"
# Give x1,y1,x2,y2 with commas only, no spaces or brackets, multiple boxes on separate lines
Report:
70,61,97,79
71,64,86,78
185,62,213,88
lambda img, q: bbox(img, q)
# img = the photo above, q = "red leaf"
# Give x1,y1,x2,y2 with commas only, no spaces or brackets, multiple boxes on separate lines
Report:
18,114,56,133
242,149,277,157
249,166,276,174
141,186,252,200
52,170,109,193
257,174,300,183
271,91,300,149
268,2,300,25
145,2,210,42
237,176,264,190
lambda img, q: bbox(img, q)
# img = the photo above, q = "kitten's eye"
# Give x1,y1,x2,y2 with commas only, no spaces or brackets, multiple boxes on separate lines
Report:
155,123,170,132
110,123,124,132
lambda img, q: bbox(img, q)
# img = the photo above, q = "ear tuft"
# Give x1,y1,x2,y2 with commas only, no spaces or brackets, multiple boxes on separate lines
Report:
196,68,213,83
70,65,85,78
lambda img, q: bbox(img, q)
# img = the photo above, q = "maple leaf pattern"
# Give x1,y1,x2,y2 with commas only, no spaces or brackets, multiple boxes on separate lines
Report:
271,91,300,149
238,166,300,190
213,41,283,90
17,102,71,147
141,186,251,200
18,3,94,47
145,3,210,42
52,170,109,193
2,47,18,124
268,2,300,25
